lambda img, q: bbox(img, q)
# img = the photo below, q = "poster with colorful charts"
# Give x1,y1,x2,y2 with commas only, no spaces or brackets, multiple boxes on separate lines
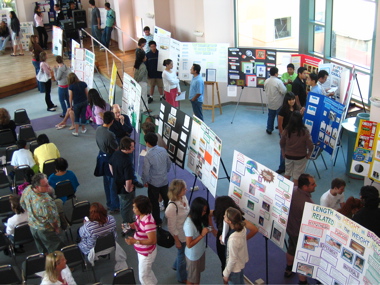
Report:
293,202,380,285
158,101,192,169
369,126,380,183
187,116,222,197
122,72,141,132
227,150,294,249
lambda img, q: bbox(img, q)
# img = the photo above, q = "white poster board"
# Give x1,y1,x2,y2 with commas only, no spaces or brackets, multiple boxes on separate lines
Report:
19,22,34,51
71,39,80,70
228,150,294,248
52,26,63,56
122,72,141,132
318,63,347,102
293,202,380,285
154,26,171,72
187,116,222,197
84,49,95,89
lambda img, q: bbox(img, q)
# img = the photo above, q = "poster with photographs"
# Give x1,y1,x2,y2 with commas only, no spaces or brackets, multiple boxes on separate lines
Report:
303,92,345,155
19,22,34,51
52,26,63,56
187,116,222,197
227,47,276,87
158,101,192,169
122,72,141,131
228,150,294,249
293,202,380,285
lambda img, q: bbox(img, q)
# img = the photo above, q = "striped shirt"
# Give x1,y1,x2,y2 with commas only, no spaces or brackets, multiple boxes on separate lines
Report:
78,215,117,255
134,214,156,256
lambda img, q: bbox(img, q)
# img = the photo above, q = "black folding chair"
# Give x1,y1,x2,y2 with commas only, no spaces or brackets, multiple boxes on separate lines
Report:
0,129,16,147
12,165,31,192
55,180,76,206
0,194,13,218
11,222,35,252
29,140,39,153
42,159,56,177
92,232,116,281
0,231,16,265
22,253,46,283
0,169,11,191
18,124,37,142
66,201,90,241
0,264,22,284
113,268,136,285
61,244,96,281
5,145,18,165
14,108,31,126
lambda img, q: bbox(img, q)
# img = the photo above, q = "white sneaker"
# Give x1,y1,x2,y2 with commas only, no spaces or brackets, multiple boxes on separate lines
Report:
72,132,78,137
81,128,87,134
159,201,165,211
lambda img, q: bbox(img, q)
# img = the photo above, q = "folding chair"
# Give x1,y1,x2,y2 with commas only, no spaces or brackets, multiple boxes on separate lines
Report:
5,145,18,165
12,165,31,192
22,253,46,283
61,244,96,282
0,231,16,265
43,159,56,177
66,201,90,241
14,108,31,126
0,194,13,218
11,222,35,252
0,169,11,191
0,264,22,284
113,268,136,285
0,129,16,147
29,140,39,153
55,180,76,206
92,232,116,281
18,124,37,142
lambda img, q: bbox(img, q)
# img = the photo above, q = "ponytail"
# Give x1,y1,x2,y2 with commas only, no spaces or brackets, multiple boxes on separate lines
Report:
225,207,245,232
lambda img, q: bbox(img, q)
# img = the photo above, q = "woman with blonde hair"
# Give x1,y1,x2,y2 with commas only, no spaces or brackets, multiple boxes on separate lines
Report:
41,251,76,284
0,108,16,140
165,179,190,283
40,51,57,112
29,35,44,92
68,72,88,136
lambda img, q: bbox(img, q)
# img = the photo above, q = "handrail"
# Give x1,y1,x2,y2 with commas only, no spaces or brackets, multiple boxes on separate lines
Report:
114,26,139,47
80,28,125,75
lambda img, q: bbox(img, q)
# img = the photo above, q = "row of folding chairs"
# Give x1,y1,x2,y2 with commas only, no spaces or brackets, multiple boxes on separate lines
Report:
0,124,37,147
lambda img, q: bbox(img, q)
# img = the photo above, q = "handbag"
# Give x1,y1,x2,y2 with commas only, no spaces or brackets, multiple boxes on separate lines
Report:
157,202,178,248
36,68,50,83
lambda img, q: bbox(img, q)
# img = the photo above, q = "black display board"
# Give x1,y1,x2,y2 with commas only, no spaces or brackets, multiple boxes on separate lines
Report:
227,47,277,87
159,101,193,169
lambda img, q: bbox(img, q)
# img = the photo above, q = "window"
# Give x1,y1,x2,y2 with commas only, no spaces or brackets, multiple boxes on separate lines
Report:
0,0,16,12
275,17,291,39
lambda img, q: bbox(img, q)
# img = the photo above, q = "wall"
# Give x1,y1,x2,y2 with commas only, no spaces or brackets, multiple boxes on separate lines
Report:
15,0,38,22
154,0,171,32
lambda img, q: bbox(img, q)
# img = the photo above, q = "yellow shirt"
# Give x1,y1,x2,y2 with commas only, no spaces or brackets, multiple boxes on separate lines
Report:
33,143,60,172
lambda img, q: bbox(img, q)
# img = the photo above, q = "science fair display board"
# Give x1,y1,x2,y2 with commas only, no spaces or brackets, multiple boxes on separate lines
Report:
228,150,294,249
108,61,117,105
293,202,380,285
318,63,348,103
19,22,34,51
158,101,192,169
303,92,345,156
187,117,222,197
291,54,322,74
227,47,277,87
122,72,141,132
52,26,63,56
72,48,95,89
154,26,172,72
71,39,80,71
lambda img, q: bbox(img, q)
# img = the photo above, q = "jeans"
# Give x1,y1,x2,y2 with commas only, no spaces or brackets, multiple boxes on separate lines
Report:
147,183,169,225
266,107,280,132
43,79,54,109
32,60,45,92
73,100,88,124
279,149,285,171
101,26,113,48
103,175,120,211
36,26,48,49
30,227,64,254
228,270,244,285
58,86,69,116
119,192,135,223
137,247,157,285
91,25,102,46
173,242,187,282
0,35,9,51
191,100,203,121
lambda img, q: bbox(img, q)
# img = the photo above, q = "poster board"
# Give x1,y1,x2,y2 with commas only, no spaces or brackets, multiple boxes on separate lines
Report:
291,54,323,74
158,101,192,169
52,26,63,56
303,92,345,155
154,26,171,72
122,72,141,132
84,49,95,89
0,9,11,23
369,125,380,182
187,116,222,197
293,202,380,285
227,150,294,248
108,61,117,105
19,22,34,51
227,47,277,87
71,39,80,70
318,63,347,103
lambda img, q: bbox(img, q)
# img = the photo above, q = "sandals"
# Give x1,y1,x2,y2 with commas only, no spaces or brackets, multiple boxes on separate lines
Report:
10,53,17,56
18,53,24,56
56,125,66,130
69,126,75,130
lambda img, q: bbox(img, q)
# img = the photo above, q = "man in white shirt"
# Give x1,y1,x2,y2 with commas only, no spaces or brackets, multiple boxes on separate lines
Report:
320,178,346,210
11,140,37,171
264,67,287,134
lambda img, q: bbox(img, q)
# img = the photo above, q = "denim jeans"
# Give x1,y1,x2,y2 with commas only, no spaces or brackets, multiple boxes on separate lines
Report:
279,149,285,171
172,242,187,282
228,270,244,285
58,86,69,116
32,60,45,93
266,107,280,132
119,192,135,223
73,100,88,124
91,25,102,46
190,100,203,121
0,35,9,51
101,26,113,48
103,175,120,211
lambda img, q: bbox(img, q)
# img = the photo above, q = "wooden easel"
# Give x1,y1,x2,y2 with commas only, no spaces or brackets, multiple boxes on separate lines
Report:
203,81,222,122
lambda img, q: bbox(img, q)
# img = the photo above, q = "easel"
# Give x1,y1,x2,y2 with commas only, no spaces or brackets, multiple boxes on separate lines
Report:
231,86,265,124
306,146,328,179
203,82,222,122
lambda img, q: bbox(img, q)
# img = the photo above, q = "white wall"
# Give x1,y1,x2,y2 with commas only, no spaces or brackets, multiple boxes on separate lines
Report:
15,0,38,22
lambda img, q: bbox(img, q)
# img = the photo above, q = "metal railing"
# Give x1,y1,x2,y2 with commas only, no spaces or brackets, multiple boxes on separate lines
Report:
114,26,139,50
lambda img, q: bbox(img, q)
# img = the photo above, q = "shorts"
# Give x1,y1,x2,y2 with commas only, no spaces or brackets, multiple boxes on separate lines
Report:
148,78,163,88
287,235,298,256
186,252,205,284
284,157,307,180
11,32,22,46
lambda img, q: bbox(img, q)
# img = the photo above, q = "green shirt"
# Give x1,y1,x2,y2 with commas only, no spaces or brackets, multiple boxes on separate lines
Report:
281,72,297,92
106,9,115,27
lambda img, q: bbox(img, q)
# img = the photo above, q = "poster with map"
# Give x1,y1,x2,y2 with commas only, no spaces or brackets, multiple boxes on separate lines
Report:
227,150,294,248
122,72,141,131
293,202,380,285
187,117,222,197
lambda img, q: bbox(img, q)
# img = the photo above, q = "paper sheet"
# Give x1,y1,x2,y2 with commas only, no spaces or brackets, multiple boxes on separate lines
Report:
175,91,186,101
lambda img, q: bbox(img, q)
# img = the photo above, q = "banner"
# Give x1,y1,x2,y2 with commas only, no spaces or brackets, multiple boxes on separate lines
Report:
228,150,294,248
122,72,141,131
108,61,118,105
158,101,192,169
52,26,63,56
293,202,380,285
227,47,277,87
187,117,222,197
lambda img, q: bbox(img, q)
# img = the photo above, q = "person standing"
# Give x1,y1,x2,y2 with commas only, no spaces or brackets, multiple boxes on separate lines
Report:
20,173,63,254
264,67,287,135
292,67,307,107
285,174,316,284
29,35,44,92
317,70,335,97
68,72,88,136
281,63,297,92
320,178,346,210
143,26,154,53
34,5,48,50
189,64,204,121
53,56,71,118
146,41,164,103
100,3,115,50
95,111,120,213
142,132,172,226
307,73,323,95
40,52,57,112
134,49,151,113
89,0,101,47
9,11,24,56
109,104,133,144
53,4,64,27
0,21,10,55
162,59,181,108
66,1,77,19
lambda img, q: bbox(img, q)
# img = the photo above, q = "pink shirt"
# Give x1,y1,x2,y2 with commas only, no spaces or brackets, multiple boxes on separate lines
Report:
133,213,156,256
34,14,44,27
40,62,51,79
